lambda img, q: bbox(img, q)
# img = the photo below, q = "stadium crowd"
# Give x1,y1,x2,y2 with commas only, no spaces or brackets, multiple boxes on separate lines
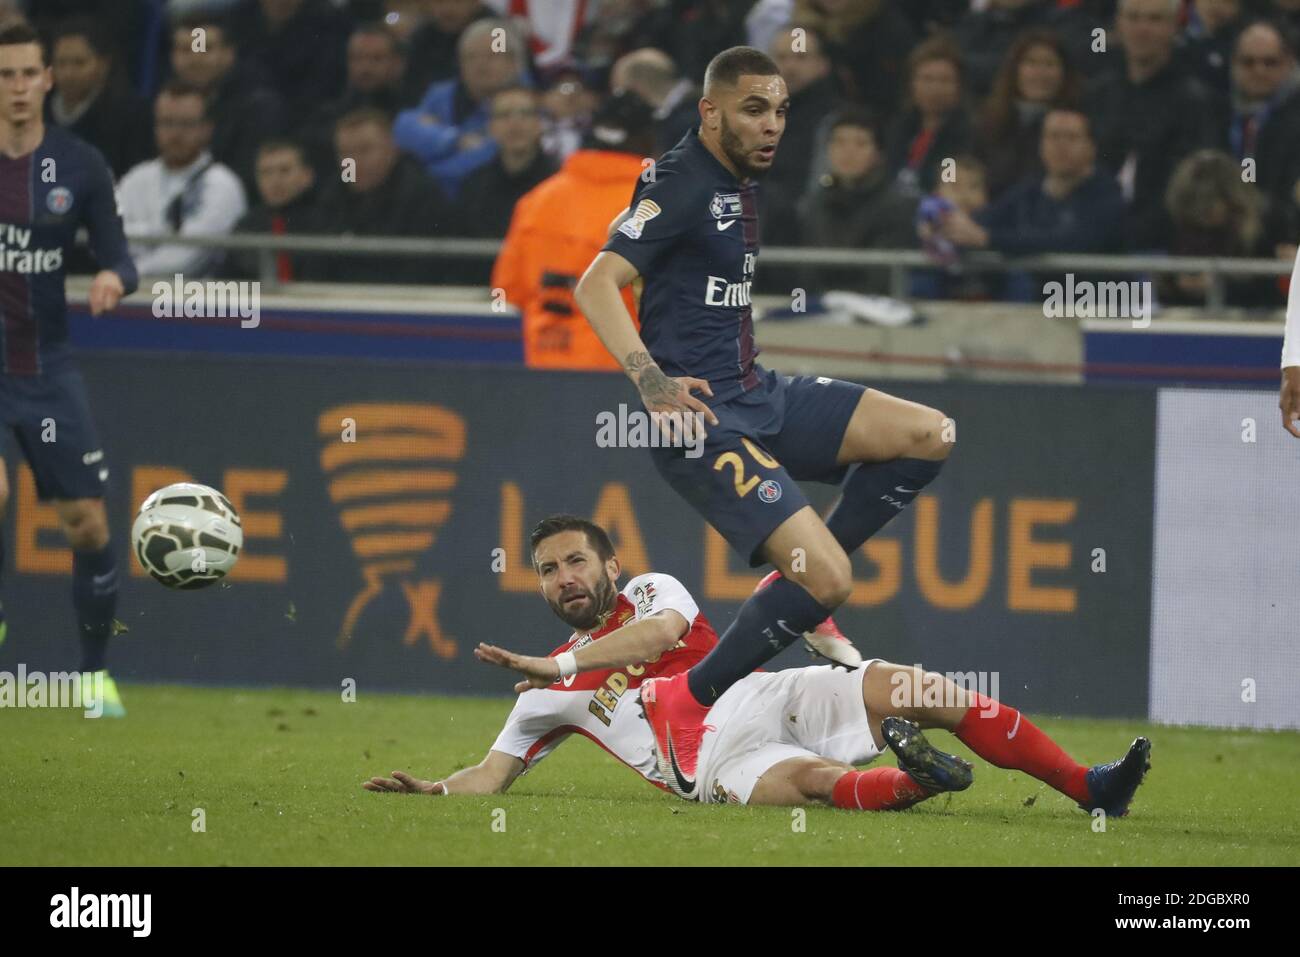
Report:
11,0,1300,315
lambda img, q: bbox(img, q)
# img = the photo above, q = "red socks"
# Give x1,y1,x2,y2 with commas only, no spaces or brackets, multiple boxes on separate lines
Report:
953,693,1089,804
832,768,929,811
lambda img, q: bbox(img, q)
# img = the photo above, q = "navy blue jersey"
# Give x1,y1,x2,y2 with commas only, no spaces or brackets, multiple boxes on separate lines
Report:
603,128,761,404
0,126,138,376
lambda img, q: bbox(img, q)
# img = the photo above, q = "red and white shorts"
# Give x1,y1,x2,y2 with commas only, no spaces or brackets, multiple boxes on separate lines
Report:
696,662,884,805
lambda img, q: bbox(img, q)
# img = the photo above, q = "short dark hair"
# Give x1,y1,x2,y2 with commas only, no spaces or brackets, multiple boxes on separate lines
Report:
51,16,114,59
335,105,393,135
350,21,405,58
906,33,964,85
173,15,232,49
1044,105,1095,141
703,46,780,95
529,515,615,568
827,106,881,144
158,78,211,119
0,17,48,66
257,137,308,164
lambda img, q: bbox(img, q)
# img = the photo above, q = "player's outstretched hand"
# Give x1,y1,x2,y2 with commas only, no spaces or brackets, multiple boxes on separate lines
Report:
88,269,125,316
1280,367,1300,437
363,770,445,795
475,642,557,692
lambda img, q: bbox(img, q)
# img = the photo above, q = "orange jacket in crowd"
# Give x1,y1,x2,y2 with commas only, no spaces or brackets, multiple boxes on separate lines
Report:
492,149,644,371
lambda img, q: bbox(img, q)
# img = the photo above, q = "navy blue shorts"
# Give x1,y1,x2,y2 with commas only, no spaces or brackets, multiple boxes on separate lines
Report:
0,366,109,500
650,367,865,567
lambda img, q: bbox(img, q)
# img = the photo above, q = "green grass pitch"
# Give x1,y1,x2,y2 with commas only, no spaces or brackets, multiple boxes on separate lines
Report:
3,684,1298,866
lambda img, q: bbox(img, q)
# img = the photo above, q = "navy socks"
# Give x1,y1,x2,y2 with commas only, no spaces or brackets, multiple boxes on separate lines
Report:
687,574,832,706
824,457,946,555
73,543,119,672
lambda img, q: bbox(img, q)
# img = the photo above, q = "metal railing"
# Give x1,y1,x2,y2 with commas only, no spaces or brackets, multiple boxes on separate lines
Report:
125,232,1294,310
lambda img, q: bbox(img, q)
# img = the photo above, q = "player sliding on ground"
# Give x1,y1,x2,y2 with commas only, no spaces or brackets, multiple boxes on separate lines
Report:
364,517,1150,814
574,45,957,798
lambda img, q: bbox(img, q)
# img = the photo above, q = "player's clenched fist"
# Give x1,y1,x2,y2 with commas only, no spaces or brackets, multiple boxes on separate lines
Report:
88,269,125,316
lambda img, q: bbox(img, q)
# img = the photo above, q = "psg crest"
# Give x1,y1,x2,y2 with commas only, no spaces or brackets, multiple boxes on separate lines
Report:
46,187,74,214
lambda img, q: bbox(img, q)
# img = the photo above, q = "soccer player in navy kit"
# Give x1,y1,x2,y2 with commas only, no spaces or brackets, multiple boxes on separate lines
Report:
0,21,138,715
575,47,955,797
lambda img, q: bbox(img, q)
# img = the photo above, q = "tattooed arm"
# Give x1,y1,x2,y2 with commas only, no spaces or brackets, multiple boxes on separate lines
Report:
575,251,718,425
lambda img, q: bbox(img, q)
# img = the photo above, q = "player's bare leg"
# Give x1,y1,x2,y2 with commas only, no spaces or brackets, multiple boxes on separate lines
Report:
803,391,955,608
738,393,954,672
749,751,959,811
760,507,852,607
834,389,953,466
641,506,855,797
55,497,124,716
860,661,1151,816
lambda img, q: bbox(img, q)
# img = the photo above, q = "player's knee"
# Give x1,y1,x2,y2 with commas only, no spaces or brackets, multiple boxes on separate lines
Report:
914,410,954,460
807,551,852,609
61,505,109,551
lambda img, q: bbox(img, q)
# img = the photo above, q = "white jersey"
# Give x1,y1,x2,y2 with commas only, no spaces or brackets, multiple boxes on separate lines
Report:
490,573,718,790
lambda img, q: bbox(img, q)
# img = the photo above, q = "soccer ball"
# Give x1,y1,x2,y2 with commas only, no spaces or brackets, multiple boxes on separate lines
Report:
131,483,243,589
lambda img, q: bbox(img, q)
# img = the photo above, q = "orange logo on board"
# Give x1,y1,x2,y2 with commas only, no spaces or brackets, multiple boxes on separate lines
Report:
318,403,465,657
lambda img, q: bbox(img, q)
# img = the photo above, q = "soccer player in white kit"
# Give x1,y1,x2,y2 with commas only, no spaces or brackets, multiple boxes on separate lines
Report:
365,516,1150,815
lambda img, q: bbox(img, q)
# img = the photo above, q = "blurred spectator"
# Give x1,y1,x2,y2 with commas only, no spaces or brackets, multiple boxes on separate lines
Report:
918,155,990,267
885,34,972,194
1087,0,1224,250
941,108,1124,260
898,0,972,36
495,0,594,72
762,25,842,246
45,18,153,177
403,0,494,104
1226,21,1300,215
976,27,1083,201
224,138,320,280
454,86,557,239
1182,0,1247,93
299,22,408,178
577,0,679,73
913,154,1001,299
540,69,599,161
302,107,455,284
955,0,1095,97
609,47,698,156
1272,0,1300,38
796,108,919,294
394,17,528,199
793,0,918,120
1159,149,1276,305
169,15,286,196
381,0,433,41
28,0,161,97
672,0,753,83
229,0,350,117
119,80,249,278
491,91,652,370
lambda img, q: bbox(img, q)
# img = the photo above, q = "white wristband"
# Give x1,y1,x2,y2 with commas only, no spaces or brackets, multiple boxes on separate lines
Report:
555,651,578,679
